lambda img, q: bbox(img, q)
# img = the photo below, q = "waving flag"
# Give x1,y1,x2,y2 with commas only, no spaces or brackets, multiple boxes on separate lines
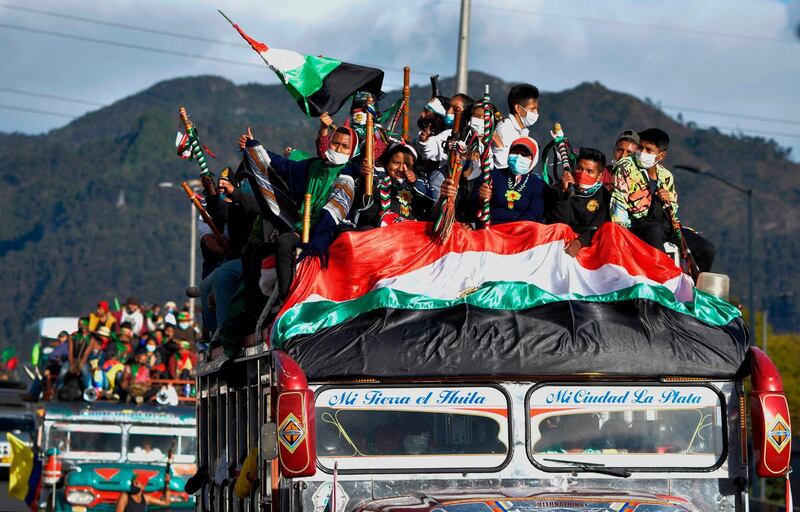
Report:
7,433,41,510
271,221,748,380
221,12,383,117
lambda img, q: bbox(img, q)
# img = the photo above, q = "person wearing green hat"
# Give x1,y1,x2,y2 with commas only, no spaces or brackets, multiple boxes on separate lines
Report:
173,311,197,345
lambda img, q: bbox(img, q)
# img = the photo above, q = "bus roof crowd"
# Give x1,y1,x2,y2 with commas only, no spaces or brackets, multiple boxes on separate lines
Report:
195,83,716,351
27,297,198,403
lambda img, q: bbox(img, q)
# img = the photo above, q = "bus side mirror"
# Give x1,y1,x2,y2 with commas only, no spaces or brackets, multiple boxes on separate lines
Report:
273,351,316,478
749,347,792,477
261,423,278,461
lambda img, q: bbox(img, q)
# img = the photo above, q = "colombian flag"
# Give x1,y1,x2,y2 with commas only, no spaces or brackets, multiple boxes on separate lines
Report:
7,433,42,510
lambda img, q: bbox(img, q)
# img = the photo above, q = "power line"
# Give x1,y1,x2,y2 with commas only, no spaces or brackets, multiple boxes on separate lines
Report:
0,8,435,77
0,4,245,48
0,85,104,107
464,1,799,46
0,22,267,69
696,123,800,140
662,105,800,126
0,103,76,118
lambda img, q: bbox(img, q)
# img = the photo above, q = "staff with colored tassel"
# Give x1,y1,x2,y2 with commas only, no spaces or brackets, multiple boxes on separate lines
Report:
301,194,312,244
178,106,212,177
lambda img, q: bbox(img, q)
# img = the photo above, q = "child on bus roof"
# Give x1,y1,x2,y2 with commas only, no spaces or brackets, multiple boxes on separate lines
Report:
550,148,611,257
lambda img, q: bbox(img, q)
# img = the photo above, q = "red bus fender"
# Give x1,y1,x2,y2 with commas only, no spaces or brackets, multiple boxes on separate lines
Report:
273,351,316,478
749,347,792,477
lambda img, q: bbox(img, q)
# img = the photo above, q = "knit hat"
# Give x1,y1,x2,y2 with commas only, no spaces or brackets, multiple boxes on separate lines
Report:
177,311,190,322
165,301,177,310
95,326,111,339
98,301,109,312
510,136,540,169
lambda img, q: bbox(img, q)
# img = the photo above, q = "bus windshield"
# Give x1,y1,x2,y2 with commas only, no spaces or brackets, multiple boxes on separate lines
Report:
528,385,725,471
48,423,122,460
128,426,196,463
315,386,509,471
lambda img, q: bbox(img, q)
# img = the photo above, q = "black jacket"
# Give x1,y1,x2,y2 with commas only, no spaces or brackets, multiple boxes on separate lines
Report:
551,186,611,246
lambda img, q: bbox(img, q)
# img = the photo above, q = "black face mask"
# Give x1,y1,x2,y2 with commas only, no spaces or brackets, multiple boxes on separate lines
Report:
130,485,141,494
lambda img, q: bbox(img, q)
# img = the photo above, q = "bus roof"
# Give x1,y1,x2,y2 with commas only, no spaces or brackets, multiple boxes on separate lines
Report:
35,317,80,339
42,402,195,426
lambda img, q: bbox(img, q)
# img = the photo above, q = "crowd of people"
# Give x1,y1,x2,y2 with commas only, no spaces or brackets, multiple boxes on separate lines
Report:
194,82,717,351
30,297,198,403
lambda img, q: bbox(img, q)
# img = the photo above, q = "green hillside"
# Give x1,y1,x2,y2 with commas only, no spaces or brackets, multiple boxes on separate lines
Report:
0,71,798,351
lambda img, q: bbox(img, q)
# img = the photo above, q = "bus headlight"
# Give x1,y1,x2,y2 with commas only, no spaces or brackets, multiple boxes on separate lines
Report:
66,488,95,505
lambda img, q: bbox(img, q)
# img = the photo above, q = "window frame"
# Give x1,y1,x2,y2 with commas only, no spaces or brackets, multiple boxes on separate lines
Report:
314,383,514,475
525,382,729,474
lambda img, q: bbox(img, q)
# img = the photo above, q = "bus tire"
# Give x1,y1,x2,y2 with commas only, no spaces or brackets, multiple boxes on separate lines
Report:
249,479,261,512
220,479,230,512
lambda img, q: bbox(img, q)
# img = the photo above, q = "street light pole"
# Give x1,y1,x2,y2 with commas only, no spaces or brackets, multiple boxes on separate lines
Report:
159,180,202,321
455,0,471,94
674,165,755,339
189,201,197,321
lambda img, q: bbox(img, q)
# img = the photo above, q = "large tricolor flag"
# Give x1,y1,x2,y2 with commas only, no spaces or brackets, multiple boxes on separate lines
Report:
271,221,748,379
222,12,384,117
7,433,41,511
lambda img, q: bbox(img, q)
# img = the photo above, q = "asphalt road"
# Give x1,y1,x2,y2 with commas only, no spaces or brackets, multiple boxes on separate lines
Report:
0,477,29,512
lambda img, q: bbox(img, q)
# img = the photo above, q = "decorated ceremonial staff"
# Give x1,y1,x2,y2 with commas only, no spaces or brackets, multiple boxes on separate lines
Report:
180,182,224,242
362,95,377,200
433,110,465,244
476,85,497,227
551,122,575,196
402,66,411,142
178,106,214,177
662,200,701,280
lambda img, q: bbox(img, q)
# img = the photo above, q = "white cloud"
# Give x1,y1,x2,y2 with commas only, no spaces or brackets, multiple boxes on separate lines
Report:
1,0,799,156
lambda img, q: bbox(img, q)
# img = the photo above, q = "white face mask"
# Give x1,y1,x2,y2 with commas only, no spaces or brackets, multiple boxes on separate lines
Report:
325,148,350,166
517,106,539,128
635,150,658,169
469,117,483,134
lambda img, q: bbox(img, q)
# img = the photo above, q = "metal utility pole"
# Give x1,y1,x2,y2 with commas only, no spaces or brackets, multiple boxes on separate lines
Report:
189,201,197,321
674,165,755,341
455,0,471,94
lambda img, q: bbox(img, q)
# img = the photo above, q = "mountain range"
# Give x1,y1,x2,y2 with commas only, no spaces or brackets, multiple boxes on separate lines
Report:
1,70,798,351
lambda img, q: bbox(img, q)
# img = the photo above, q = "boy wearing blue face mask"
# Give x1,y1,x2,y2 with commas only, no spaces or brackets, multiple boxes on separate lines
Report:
456,136,544,224
610,128,716,272
493,84,540,169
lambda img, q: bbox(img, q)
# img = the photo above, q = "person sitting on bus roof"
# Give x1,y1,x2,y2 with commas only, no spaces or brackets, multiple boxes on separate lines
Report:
119,297,145,336
415,94,475,202
240,126,359,300
550,148,611,257
445,136,544,225
317,92,388,162
610,128,716,273
88,301,117,334
354,143,434,227
492,84,540,169
143,336,166,379
168,341,196,381
603,129,640,190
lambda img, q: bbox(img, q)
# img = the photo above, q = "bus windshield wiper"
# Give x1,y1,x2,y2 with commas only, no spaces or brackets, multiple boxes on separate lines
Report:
543,458,632,478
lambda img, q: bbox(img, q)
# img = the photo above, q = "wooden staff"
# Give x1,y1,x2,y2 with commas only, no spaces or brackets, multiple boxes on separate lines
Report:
433,110,464,243
301,193,312,243
402,66,411,141
181,182,224,241
362,96,376,197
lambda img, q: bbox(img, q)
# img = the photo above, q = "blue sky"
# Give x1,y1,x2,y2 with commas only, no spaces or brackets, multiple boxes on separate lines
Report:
1,0,799,158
